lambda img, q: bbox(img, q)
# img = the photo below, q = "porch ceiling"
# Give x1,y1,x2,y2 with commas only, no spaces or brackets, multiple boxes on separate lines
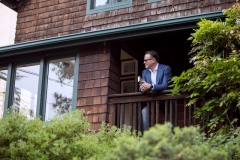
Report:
0,11,224,60
0,0,21,11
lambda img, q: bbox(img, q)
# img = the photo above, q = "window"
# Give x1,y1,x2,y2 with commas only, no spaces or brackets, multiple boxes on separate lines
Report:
45,57,75,120
87,0,132,14
2,54,79,121
13,63,40,119
0,67,8,118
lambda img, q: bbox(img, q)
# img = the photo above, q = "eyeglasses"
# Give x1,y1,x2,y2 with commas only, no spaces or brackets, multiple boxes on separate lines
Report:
143,59,152,62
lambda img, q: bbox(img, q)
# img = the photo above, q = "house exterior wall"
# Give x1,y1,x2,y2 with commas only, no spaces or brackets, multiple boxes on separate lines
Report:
3,0,236,130
0,3,17,46
15,0,235,43
77,42,120,130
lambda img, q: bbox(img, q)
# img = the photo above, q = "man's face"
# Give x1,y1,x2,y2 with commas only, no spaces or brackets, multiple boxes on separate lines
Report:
143,54,154,69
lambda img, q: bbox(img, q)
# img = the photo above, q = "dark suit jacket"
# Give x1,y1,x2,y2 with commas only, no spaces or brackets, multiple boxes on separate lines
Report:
140,63,172,92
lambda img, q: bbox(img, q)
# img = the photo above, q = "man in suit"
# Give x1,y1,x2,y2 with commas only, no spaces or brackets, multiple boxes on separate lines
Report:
139,50,172,131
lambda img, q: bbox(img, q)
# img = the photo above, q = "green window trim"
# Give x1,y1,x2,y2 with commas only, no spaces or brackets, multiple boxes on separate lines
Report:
148,0,162,3
71,53,79,111
36,58,48,120
86,0,132,15
3,62,16,116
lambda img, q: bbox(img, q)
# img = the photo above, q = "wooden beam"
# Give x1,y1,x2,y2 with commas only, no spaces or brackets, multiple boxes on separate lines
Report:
109,92,190,104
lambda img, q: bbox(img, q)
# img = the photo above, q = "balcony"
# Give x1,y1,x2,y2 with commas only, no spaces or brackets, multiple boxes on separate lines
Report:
108,90,200,131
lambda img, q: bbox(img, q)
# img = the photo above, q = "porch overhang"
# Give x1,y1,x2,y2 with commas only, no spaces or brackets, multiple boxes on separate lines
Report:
0,11,224,60
0,0,21,11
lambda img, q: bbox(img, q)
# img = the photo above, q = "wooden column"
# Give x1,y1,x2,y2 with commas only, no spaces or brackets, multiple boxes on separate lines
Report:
77,42,120,131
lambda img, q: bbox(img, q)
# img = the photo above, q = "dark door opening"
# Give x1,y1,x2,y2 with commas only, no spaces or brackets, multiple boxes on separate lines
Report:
121,29,194,79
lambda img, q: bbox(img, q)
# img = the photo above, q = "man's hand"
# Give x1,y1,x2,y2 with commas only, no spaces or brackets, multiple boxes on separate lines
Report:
139,82,152,92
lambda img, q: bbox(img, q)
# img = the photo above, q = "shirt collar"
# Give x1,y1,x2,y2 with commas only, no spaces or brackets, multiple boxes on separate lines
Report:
149,63,158,72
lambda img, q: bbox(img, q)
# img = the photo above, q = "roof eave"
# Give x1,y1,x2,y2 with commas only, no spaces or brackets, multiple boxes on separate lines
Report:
0,0,20,11
0,11,224,58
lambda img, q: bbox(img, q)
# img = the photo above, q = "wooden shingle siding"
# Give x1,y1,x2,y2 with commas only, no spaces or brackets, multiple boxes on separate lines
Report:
15,0,235,43
77,42,120,130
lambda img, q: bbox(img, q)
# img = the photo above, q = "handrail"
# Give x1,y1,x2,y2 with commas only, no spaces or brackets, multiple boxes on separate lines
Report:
108,91,196,131
108,90,190,104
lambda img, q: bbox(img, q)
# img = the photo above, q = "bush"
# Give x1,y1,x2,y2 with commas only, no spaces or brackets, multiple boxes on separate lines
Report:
0,108,117,160
0,109,240,160
0,108,91,159
107,123,240,160
170,2,240,132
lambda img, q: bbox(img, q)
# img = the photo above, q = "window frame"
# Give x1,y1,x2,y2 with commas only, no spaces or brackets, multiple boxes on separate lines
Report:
12,60,42,119
0,64,10,117
86,0,132,15
3,52,80,120
148,0,163,3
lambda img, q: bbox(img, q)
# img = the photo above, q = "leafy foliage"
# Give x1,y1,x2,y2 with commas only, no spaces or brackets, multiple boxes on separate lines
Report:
0,109,240,160
0,109,90,160
107,123,240,160
0,108,137,160
170,2,240,132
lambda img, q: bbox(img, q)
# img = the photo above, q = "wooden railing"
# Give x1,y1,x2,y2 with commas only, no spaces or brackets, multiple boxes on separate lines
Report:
108,90,199,131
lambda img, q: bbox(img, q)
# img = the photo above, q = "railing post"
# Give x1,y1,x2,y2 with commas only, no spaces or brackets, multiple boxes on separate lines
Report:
156,101,160,124
133,103,137,130
138,102,142,131
170,100,173,124
129,103,133,130
165,100,168,122
193,102,196,125
184,99,187,126
151,101,155,127
117,104,121,128
174,100,178,126
120,104,125,128
147,102,150,130
189,103,192,126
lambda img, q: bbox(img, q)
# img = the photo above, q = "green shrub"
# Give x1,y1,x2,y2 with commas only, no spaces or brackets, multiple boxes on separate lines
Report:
107,123,240,160
0,109,240,160
0,108,136,160
170,2,240,132
0,108,91,159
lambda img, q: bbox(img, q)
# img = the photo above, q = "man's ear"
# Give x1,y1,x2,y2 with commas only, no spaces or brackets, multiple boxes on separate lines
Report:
153,58,156,63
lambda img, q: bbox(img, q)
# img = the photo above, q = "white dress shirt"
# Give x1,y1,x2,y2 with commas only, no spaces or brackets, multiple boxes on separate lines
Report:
149,63,158,90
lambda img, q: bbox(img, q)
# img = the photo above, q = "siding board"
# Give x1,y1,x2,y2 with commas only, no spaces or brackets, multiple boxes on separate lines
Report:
14,0,235,43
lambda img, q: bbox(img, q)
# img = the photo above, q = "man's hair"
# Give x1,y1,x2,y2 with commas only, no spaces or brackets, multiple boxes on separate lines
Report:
145,50,159,62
